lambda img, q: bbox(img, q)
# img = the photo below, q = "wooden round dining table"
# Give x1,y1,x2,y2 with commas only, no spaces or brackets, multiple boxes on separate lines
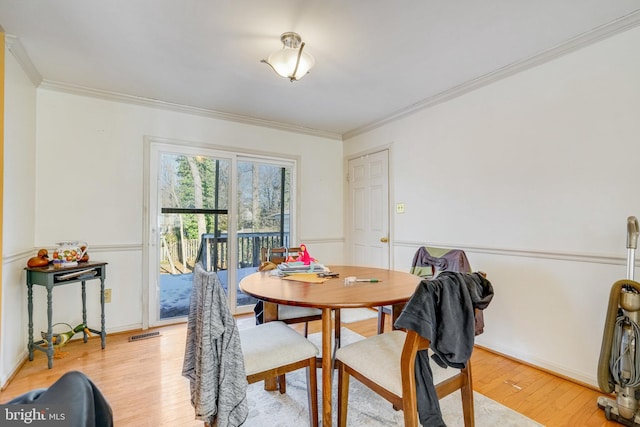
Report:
240,265,421,427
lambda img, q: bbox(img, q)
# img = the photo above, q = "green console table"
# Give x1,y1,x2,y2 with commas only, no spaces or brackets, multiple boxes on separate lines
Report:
25,261,108,368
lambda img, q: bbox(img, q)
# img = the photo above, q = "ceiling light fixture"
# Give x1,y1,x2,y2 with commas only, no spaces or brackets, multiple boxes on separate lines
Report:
261,32,315,82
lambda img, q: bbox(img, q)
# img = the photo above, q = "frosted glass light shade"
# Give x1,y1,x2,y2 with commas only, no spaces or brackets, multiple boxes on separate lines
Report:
266,47,315,81
262,32,315,81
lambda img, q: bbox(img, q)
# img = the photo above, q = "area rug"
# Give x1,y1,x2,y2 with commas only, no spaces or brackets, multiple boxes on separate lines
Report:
339,308,380,323
243,330,544,426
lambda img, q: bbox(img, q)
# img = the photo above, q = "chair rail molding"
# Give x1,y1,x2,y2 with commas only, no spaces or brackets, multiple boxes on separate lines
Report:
393,240,630,267
3,244,142,264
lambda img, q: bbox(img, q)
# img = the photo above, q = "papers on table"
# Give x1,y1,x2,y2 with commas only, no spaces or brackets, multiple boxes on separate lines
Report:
276,262,327,274
281,274,329,284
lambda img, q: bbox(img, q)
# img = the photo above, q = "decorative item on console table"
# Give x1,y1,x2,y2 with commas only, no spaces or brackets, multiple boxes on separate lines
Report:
52,241,89,268
27,249,50,268
80,245,90,262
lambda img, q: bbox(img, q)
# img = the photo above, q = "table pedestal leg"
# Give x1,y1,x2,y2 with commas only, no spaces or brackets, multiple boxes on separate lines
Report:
322,307,333,427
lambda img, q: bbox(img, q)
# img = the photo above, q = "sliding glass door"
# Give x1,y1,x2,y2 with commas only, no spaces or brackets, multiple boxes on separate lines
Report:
235,158,295,303
146,141,296,326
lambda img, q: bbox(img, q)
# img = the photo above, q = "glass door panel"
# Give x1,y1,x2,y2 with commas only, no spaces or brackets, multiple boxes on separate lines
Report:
235,160,294,308
157,153,231,321
148,143,297,324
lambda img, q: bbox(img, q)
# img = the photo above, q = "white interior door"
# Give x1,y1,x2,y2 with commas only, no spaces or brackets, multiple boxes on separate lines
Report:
347,150,390,268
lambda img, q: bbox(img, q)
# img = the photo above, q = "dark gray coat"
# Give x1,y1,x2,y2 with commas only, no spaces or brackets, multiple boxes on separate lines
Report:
395,271,494,426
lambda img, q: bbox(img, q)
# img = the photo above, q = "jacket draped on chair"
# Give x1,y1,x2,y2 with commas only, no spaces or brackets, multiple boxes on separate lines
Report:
395,271,494,426
182,262,248,427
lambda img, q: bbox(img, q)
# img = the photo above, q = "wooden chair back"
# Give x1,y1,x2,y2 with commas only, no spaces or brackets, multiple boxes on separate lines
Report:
337,329,474,426
260,247,302,265
402,331,474,426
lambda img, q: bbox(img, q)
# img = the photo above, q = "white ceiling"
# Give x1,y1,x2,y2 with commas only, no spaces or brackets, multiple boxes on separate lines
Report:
1,1,640,139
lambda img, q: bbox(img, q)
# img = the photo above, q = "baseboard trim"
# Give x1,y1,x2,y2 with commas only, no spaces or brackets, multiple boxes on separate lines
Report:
0,351,29,392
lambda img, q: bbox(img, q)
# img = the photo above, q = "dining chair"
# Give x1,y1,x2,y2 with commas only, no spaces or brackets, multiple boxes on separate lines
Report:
337,270,493,426
240,320,319,427
335,329,474,427
186,261,320,427
262,246,301,264
377,246,471,334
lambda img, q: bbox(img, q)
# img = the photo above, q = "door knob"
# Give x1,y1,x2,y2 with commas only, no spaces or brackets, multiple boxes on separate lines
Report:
380,237,388,243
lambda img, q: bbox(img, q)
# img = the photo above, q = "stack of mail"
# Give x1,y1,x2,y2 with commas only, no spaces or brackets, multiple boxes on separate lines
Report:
277,261,327,274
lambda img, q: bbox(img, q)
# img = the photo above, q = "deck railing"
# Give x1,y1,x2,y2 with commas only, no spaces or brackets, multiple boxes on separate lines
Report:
161,231,290,273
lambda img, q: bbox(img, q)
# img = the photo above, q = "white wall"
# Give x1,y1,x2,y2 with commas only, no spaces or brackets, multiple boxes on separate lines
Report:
1,42,37,386
344,26,640,387
1,77,343,386
32,89,344,324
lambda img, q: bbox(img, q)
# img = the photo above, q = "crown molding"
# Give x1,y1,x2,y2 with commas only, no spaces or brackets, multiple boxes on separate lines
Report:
7,9,640,143
38,80,342,141
5,34,42,87
6,29,340,140
4,31,339,141
343,10,640,140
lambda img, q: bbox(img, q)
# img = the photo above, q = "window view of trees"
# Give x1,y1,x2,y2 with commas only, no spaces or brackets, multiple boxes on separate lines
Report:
155,150,295,319
237,161,291,235
158,154,293,275
160,154,229,239
158,154,229,274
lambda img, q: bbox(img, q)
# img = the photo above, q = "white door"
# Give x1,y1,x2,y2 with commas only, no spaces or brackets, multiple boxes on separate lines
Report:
347,150,390,268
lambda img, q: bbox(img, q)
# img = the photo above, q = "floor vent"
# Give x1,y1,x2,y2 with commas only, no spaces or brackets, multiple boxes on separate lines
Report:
128,331,161,342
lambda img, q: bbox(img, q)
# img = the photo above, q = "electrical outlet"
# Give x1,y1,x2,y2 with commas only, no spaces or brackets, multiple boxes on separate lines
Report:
104,288,112,303
396,203,405,214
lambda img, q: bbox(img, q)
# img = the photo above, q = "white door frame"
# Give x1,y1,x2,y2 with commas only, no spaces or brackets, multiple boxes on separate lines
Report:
143,137,299,328
345,146,392,268
144,139,237,328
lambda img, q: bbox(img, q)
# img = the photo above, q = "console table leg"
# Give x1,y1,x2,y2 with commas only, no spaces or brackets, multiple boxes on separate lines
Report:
100,277,106,349
46,286,54,369
82,281,88,343
27,284,34,361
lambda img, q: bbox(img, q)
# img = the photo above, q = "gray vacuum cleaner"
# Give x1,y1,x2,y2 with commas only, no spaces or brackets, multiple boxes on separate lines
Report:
598,216,640,425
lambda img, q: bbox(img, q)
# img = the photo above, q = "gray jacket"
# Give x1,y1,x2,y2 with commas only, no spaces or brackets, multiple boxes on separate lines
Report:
182,263,248,426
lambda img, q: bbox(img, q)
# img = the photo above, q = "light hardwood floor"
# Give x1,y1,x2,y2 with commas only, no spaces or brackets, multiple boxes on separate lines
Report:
0,314,619,426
